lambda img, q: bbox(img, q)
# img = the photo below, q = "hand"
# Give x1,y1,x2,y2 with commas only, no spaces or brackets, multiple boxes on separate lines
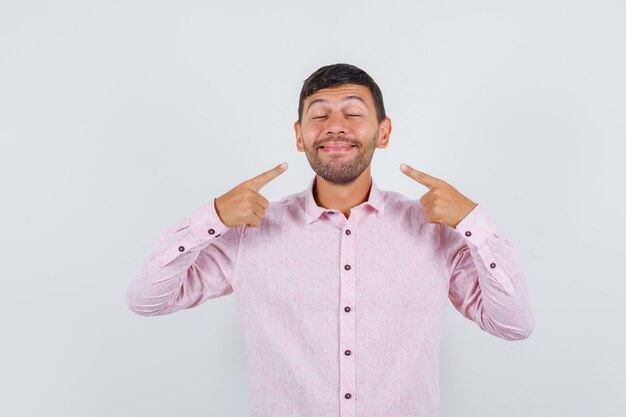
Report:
215,162,288,228
400,163,477,229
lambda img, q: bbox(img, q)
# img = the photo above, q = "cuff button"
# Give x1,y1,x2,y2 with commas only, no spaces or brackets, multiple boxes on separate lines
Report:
465,231,472,237
208,228,215,235
178,246,185,252
490,262,496,268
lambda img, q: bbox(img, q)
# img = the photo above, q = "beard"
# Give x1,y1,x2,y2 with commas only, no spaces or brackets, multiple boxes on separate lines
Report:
303,131,378,185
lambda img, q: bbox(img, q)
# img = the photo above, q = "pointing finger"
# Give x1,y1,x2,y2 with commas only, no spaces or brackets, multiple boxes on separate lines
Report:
247,162,288,191
400,163,440,190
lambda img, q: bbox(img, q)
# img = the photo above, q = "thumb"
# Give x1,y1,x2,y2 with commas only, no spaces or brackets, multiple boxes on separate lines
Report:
247,162,288,191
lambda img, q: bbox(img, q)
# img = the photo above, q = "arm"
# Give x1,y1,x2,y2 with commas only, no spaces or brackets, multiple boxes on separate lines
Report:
126,198,243,316
442,204,535,341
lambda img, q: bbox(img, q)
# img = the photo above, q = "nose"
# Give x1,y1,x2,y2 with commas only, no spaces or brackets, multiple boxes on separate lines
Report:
325,112,348,135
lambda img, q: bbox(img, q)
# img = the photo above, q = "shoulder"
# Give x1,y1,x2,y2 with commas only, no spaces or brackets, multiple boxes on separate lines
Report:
269,189,305,212
383,189,424,216
379,188,445,243
239,189,305,236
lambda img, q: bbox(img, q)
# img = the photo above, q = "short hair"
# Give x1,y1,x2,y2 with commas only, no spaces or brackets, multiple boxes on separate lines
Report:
298,63,386,124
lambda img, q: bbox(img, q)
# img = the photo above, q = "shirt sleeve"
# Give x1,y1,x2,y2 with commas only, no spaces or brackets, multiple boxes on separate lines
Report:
442,203,535,341
126,198,243,316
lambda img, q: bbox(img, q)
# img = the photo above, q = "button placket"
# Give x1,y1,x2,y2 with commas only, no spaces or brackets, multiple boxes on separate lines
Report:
339,221,356,417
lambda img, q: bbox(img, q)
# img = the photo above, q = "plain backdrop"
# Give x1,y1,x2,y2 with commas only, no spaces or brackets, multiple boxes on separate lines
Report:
1,0,624,416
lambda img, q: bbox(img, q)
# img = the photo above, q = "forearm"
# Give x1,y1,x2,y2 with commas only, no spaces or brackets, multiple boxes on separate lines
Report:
446,204,535,340
126,198,237,316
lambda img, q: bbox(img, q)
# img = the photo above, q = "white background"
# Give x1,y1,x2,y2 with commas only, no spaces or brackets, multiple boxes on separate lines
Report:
1,1,624,416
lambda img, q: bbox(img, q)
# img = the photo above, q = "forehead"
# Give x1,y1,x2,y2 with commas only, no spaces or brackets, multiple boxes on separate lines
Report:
305,84,373,106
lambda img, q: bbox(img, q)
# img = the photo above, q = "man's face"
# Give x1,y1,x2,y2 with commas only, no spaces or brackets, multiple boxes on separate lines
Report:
295,83,391,185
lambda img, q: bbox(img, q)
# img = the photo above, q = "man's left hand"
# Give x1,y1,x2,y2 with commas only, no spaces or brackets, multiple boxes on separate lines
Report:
400,163,478,229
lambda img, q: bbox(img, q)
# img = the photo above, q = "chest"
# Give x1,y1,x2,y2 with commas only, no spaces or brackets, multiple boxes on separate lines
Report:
233,218,449,319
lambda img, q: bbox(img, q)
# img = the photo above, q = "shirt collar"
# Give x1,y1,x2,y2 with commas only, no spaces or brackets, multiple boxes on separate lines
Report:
304,174,385,224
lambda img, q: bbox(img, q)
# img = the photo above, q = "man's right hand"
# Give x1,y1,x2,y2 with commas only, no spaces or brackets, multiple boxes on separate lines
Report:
214,162,289,228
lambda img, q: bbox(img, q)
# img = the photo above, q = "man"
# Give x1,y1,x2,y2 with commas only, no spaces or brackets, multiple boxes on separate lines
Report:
126,63,535,417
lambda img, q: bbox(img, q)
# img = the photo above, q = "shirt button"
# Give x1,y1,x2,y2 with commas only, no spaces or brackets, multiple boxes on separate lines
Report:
344,264,351,270
465,231,472,237
178,246,185,252
490,262,496,268
344,349,351,356
208,228,215,235
344,306,351,312
345,229,351,235
344,393,352,399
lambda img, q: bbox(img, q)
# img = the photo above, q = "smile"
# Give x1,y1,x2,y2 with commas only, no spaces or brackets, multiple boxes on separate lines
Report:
319,145,356,153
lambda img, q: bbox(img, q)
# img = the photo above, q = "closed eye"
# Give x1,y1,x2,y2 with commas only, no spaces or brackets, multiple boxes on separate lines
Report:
312,114,362,119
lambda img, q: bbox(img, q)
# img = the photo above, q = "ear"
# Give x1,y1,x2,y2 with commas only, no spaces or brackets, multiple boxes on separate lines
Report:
376,117,392,149
294,120,305,152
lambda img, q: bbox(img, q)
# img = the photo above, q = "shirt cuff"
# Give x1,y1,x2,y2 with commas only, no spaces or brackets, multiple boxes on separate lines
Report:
149,199,234,273
454,203,497,248
187,198,233,245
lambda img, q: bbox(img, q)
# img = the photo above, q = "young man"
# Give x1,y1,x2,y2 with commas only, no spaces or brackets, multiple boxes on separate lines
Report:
126,63,535,417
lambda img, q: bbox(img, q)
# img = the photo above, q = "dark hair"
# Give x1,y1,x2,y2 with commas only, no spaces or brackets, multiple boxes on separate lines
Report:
298,63,386,124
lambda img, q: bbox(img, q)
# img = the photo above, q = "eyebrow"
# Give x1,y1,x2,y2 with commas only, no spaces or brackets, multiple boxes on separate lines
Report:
306,95,368,113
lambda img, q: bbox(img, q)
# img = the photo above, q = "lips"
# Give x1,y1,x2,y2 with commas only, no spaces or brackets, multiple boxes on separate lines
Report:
318,143,356,149
319,145,356,153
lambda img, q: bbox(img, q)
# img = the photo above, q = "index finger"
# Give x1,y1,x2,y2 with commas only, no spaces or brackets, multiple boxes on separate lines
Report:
247,162,288,191
400,163,440,190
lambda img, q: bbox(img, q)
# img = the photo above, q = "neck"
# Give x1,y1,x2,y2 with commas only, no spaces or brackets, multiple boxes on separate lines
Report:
313,167,372,219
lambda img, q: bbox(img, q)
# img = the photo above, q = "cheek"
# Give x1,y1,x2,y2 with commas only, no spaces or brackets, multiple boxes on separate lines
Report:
352,118,377,132
302,125,324,142
355,125,377,141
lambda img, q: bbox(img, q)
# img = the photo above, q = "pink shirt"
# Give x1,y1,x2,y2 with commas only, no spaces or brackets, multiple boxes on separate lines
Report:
126,174,535,417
